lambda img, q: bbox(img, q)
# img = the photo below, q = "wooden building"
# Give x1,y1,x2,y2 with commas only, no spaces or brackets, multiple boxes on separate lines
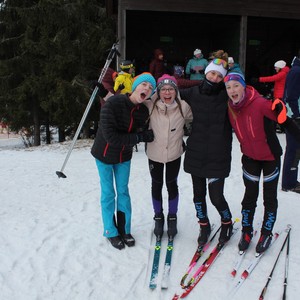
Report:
106,0,300,85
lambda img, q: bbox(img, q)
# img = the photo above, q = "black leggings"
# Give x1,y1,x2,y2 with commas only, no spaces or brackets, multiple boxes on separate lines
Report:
148,157,181,215
241,155,280,233
191,175,232,222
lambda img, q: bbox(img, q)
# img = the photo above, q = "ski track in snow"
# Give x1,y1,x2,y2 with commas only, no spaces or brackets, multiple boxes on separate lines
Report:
0,134,300,300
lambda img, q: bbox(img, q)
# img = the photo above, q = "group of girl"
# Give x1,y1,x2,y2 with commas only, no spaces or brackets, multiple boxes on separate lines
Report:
91,50,300,253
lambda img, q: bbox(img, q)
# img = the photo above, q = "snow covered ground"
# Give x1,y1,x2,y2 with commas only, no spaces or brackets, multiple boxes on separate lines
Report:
1,133,299,300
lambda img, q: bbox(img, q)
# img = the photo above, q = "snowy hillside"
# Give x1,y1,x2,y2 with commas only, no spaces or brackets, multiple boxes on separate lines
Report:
0,133,299,300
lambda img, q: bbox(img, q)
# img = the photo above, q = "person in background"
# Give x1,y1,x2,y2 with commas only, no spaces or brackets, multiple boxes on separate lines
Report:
282,54,300,194
143,74,192,239
113,60,135,94
179,50,233,246
149,48,166,81
224,71,300,253
228,57,243,74
258,60,290,100
185,49,208,80
91,73,156,250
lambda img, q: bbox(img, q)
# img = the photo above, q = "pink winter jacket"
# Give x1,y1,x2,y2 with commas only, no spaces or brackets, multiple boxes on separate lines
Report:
143,97,192,163
228,86,278,161
259,66,290,99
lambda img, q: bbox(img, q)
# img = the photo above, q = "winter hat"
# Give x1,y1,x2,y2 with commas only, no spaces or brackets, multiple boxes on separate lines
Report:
194,49,202,56
157,74,178,93
132,72,156,93
204,58,228,78
228,57,234,64
274,60,286,69
224,71,246,88
120,60,134,70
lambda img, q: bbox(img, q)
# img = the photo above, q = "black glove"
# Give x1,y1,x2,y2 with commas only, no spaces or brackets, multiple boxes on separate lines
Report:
136,129,154,143
117,83,125,91
91,81,108,98
190,69,196,74
250,77,258,84
293,117,300,128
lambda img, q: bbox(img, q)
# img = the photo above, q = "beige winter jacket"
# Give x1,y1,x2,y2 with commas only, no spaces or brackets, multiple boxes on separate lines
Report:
144,97,192,163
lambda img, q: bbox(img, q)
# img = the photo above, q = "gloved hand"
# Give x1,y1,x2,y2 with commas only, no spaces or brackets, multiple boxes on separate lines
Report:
272,98,287,124
136,129,154,143
91,81,108,98
250,77,258,84
117,83,125,91
190,69,196,74
293,117,300,128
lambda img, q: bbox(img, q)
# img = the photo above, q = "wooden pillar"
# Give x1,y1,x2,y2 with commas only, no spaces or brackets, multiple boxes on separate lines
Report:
117,1,126,67
239,15,247,74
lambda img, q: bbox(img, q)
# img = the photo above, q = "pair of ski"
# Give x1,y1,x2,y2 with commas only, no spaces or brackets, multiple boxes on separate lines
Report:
172,221,239,299
149,235,174,289
227,225,291,299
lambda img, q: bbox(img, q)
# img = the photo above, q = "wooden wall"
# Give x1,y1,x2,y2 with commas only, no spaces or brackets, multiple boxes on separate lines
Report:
119,0,300,20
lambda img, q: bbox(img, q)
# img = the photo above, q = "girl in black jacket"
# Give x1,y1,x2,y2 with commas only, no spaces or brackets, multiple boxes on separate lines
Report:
91,73,156,250
179,50,233,246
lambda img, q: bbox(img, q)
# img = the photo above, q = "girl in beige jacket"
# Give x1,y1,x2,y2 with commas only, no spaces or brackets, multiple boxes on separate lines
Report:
143,74,192,239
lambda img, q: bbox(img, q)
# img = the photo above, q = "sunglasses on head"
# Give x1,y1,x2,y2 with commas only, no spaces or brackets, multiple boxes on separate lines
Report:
212,58,228,69
224,74,243,83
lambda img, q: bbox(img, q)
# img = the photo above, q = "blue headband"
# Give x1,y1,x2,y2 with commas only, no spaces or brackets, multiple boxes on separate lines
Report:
224,72,246,87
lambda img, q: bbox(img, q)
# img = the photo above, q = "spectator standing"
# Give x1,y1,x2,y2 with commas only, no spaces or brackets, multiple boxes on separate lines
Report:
91,73,156,250
282,54,300,194
228,57,243,74
149,48,166,81
258,60,290,100
114,60,135,94
185,49,208,80
143,74,192,239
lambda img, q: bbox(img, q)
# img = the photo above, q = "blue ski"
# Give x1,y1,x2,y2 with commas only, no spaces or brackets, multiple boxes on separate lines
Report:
161,237,174,289
149,237,162,289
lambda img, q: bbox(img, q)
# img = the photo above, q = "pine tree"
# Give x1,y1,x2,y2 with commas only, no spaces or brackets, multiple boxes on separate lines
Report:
0,0,115,145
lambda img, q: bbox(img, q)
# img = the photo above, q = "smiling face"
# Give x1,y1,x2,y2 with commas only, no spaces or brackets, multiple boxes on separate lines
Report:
131,81,154,104
206,70,224,83
159,84,176,104
225,80,245,104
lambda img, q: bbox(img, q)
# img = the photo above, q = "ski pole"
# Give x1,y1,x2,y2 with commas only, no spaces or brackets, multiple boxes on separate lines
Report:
258,225,291,300
282,226,291,300
56,42,120,178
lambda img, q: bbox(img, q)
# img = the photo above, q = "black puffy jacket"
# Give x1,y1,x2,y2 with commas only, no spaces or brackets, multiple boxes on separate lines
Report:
91,94,149,164
180,80,232,178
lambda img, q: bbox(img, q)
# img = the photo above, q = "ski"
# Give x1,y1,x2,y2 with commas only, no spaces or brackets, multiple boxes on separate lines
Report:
227,231,280,298
149,236,162,289
180,224,220,288
172,226,239,299
230,229,258,278
161,237,174,289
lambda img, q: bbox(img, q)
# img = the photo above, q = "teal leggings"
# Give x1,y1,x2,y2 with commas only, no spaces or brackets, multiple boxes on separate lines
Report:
95,159,132,237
